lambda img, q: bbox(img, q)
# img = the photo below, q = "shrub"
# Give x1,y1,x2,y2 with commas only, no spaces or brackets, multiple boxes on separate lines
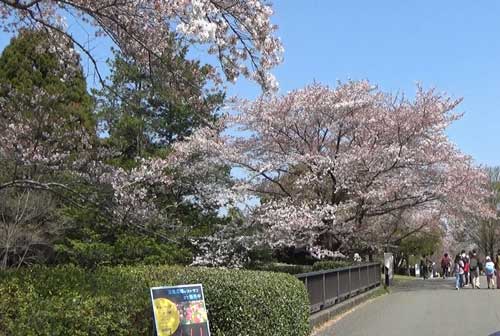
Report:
0,265,310,336
54,234,192,268
252,263,313,274
312,260,352,271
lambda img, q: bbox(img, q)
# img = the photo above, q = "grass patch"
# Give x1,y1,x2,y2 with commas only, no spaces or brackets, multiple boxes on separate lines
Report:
393,274,416,283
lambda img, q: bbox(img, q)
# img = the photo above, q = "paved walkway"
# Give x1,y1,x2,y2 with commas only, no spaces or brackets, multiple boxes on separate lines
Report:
314,277,500,336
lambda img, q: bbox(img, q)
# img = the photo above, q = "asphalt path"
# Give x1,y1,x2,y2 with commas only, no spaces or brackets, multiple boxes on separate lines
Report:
314,277,500,336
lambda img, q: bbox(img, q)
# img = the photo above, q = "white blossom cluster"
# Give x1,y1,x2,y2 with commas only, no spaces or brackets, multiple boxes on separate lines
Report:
0,0,283,90
186,81,492,263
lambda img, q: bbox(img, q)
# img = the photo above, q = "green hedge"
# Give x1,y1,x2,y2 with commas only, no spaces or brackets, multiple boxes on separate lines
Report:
54,234,193,268
312,260,352,271
0,265,310,336
252,263,313,275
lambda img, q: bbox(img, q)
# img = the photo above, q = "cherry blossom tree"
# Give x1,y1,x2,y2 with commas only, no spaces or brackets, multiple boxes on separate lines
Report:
0,0,283,90
187,81,492,261
0,27,235,243
0,76,231,242
451,166,500,257
0,1,283,246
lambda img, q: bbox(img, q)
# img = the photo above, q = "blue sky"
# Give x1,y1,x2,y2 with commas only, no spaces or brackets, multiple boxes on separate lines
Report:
1,1,499,166
227,1,500,166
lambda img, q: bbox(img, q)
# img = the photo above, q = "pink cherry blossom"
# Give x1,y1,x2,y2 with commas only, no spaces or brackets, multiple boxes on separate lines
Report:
188,81,492,256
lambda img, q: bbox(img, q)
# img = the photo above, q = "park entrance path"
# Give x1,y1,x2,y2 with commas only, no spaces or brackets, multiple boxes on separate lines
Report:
314,277,500,336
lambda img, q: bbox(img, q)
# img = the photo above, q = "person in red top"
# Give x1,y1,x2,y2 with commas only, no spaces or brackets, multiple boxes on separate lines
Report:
463,254,470,286
441,253,451,278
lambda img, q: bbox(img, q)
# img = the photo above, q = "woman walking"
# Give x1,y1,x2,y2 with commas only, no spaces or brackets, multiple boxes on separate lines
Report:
454,254,464,290
463,255,470,286
441,253,451,278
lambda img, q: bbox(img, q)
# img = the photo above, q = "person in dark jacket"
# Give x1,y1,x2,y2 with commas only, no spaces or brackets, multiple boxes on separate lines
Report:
469,250,481,289
421,255,428,280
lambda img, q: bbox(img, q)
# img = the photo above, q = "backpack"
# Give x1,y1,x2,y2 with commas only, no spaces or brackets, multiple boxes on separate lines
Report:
485,262,495,275
470,257,478,270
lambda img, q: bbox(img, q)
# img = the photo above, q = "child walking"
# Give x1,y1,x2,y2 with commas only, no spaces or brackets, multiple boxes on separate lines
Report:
485,256,496,289
454,254,464,290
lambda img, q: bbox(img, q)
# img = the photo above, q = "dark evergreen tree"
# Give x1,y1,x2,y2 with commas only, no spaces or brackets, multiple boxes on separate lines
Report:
95,39,224,167
0,29,95,267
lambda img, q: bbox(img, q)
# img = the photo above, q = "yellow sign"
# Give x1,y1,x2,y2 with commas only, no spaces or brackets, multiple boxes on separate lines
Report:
151,284,211,336
153,298,181,336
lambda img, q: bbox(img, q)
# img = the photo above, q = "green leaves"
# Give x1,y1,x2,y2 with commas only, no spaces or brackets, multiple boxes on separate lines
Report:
312,260,352,271
54,234,192,268
0,29,95,135
0,265,310,336
95,46,224,163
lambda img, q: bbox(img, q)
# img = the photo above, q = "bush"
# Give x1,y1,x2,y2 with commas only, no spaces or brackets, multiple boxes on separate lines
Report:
312,260,352,271
252,263,313,274
0,265,310,336
54,234,193,268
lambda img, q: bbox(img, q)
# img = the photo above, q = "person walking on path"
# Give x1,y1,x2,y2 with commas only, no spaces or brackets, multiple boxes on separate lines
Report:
485,256,496,289
495,250,500,289
469,250,481,289
463,254,470,286
421,255,428,280
441,253,451,278
454,254,464,290
426,256,434,278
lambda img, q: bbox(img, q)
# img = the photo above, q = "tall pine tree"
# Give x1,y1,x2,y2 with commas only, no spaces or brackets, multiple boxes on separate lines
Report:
0,29,95,267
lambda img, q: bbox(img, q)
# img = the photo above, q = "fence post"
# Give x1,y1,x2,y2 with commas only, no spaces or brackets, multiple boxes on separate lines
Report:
358,265,361,291
348,268,352,296
366,265,372,287
336,270,340,301
322,273,326,308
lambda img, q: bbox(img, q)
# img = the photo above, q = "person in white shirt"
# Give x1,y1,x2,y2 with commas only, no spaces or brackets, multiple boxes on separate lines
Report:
454,254,464,290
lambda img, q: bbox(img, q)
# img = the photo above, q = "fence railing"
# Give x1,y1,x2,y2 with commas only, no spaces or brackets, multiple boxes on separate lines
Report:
295,262,381,313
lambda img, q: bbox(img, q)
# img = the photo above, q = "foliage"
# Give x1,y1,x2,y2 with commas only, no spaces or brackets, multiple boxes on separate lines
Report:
0,265,310,336
463,166,500,257
0,0,283,90
54,233,192,268
0,29,95,175
252,263,313,275
91,43,230,240
399,229,442,258
312,260,353,272
185,81,491,262
0,189,61,269
0,29,94,131
0,28,233,259
0,30,94,268
95,46,224,165
0,1,280,254
191,209,264,268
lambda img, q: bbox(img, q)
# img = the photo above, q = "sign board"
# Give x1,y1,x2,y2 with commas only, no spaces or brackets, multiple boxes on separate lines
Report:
150,284,210,336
